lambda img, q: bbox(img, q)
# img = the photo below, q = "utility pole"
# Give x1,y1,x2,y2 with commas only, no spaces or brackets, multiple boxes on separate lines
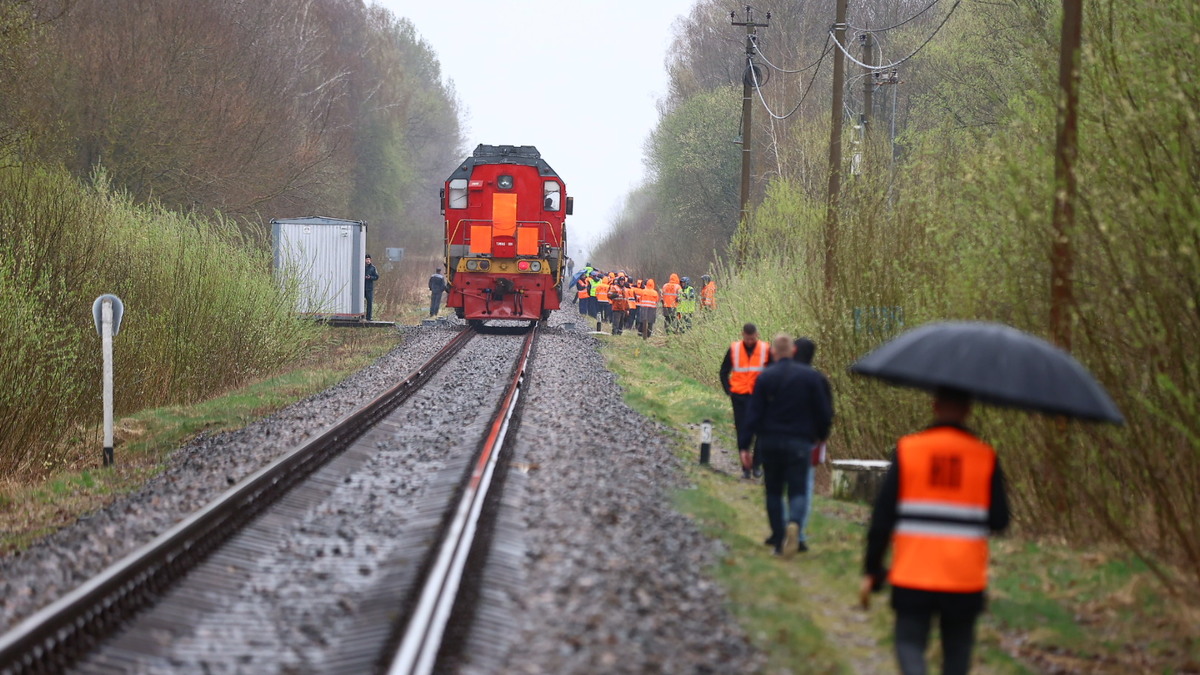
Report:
1050,0,1081,351
824,0,849,292
860,33,874,135
731,6,769,263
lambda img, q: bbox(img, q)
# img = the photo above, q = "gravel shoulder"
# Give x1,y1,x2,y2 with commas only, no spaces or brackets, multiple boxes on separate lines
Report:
0,326,457,634
486,315,763,674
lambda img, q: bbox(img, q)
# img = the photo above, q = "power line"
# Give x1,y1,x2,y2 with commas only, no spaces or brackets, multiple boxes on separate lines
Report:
748,36,833,120
754,39,828,74
829,0,962,71
847,0,943,33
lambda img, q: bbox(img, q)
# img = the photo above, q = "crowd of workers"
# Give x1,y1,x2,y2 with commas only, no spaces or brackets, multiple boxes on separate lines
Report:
721,322,1009,675
570,264,717,338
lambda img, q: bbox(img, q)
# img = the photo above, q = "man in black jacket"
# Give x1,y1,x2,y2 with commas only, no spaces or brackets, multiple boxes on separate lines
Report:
364,255,379,320
740,334,834,558
428,268,446,317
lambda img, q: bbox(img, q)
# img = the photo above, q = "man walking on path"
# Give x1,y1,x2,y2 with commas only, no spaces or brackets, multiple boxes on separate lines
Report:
861,388,1010,675
794,337,833,549
719,323,772,479
741,334,833,558
428,267,446,317
364,255,379,321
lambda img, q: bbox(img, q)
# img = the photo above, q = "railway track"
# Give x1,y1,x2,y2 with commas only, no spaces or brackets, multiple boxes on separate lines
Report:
0,324,537,674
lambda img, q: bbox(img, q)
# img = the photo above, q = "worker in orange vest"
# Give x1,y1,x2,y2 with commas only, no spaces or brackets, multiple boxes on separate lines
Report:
700,274,717,310
719,323,772,478
660,273,682,334
624,281,640,333
595,275,612,325
574,274,590,316
637,279,659,339
608,277,629,335
861,387,1011,675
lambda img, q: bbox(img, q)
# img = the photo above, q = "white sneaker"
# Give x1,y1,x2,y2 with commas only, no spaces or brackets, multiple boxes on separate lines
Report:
782,522,800,561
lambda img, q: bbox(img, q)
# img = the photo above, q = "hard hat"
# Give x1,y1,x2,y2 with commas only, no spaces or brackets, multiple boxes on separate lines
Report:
681,276,690,285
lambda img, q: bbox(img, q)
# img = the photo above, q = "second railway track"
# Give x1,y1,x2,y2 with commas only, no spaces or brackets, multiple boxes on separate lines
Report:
0,323,538,674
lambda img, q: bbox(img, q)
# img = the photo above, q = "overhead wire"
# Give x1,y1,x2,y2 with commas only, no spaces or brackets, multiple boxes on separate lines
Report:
847,0,943,33
754,38,828,74
748,33,833,121
829,0,962,71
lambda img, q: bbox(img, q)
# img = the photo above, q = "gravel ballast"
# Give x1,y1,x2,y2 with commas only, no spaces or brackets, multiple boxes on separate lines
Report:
0,326,455,634
2,314,764,673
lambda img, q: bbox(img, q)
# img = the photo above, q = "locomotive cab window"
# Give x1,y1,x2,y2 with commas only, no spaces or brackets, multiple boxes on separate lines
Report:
543,181,561,211
448,179,468,209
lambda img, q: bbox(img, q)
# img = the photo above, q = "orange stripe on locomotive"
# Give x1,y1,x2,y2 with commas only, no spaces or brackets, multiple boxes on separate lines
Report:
442,145,571,323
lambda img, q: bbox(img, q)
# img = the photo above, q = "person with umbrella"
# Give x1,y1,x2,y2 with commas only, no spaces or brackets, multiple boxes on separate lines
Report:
853,321,1123,675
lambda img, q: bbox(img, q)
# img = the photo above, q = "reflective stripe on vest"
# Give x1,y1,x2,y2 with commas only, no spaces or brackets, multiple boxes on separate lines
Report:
596,283,611,303
701,283,716,307
889,427,995,593
638,290,658,308
661,283,680,307
728,340,768,394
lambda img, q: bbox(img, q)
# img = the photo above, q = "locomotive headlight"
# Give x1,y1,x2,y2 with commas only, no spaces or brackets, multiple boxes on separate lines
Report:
479,260,490,271
466,259,478,271
497,175,514,190
517,261,531,271
530,261,542,272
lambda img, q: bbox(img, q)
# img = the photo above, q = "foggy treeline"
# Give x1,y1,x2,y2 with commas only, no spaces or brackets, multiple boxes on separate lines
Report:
1,0,462,249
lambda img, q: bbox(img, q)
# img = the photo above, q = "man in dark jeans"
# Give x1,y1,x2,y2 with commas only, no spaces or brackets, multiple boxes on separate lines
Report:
364,255,379,320
428,267,446,317
740,334,834,558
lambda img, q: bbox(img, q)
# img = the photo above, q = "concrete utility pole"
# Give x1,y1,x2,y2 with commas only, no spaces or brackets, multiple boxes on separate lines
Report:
1050,0,1082,351
824,0,849,292
731,6,769,247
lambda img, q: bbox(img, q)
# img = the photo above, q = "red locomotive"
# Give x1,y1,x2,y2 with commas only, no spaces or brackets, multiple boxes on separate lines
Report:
441,145,571,325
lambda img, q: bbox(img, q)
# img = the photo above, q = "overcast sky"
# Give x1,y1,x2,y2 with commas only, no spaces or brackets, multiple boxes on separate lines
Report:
375,0,699,262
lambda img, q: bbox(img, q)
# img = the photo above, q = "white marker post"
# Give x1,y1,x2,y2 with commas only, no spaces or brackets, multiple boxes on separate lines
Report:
699,419,713,465
92,295,125,467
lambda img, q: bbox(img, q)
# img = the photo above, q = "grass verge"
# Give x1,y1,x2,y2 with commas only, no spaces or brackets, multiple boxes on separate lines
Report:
600,333,1199,674
0,326,401,555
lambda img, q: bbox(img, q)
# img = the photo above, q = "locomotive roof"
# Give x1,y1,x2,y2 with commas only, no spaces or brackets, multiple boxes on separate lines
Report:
446,144,561,181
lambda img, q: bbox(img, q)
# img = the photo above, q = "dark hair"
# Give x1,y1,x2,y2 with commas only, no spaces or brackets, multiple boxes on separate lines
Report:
365,254,372,258
934,386,972,405
742,323,757,336
436,268,442,273
793,337,816,365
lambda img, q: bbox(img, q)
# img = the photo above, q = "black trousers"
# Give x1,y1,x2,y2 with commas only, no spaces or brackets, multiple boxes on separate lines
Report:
429,289,442,316
365,288,374,321
892,588,982,675
611,309,627,334
730,393,752,453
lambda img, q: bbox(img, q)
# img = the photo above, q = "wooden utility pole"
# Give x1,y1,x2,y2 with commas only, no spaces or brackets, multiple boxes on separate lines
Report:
1050,0,1082,350
824,0,849,291
732,6,769,255
861,33,874,135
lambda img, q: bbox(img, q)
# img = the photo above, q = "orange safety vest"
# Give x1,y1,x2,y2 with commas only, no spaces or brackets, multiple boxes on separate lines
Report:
889,427,996,593
609,286,627,311
576,280,589,299
596,280,611,304
637,288,659,308
728,340,768,394
701,282,716,308
661,282,681,308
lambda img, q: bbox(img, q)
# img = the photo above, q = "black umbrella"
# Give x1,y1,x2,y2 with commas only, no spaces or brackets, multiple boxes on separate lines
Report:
850,321,1124,424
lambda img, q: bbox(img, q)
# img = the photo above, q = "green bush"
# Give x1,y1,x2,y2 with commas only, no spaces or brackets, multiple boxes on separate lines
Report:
0,165,318,477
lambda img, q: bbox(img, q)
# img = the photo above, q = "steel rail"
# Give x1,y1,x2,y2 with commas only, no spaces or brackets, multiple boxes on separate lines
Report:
0,328,477,675
385,324,537,675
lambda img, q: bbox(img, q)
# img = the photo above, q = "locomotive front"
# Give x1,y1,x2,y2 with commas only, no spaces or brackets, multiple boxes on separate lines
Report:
442,145,570,324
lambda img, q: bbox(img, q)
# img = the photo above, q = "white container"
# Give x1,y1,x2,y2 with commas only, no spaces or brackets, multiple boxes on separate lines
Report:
271,216,368,317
